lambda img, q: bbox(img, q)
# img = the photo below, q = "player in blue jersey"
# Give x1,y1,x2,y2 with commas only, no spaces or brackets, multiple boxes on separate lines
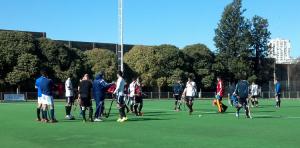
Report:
35,75,44,121
274,79,282,108
40,69,58,123
173,80,183,111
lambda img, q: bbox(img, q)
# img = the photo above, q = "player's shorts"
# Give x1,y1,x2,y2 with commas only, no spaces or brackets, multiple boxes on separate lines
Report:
66,96,74,104
37,97,43,104
174,94,181,100
251,95,258,98
80,97,92,107
185,96,194,102
238,97,247,106
42,94,53,105
117,95,125,105
134,96,143,104
216,95,223,101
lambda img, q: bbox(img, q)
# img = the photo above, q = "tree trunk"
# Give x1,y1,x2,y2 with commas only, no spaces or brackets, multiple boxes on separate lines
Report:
158,86,161,99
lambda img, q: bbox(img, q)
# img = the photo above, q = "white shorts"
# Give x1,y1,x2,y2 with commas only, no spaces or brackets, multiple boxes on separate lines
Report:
37,97,43,104
42,94,54,106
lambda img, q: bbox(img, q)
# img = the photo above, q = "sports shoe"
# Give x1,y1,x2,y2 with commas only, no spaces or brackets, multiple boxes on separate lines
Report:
117,118,122,122
94,118,103,122
49,119,58,123
120,117,127,122
36,118,41,122
123,117,128,121
65,115,71,120
235,112,239,118
42,119,49,123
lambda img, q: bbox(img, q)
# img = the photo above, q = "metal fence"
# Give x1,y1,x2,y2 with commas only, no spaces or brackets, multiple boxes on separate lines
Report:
1,91,299,102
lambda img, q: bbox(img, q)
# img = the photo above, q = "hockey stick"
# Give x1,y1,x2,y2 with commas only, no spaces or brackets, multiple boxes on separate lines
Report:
106,97,115,118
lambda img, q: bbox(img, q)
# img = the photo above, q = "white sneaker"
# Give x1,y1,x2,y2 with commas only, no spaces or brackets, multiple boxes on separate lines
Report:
117,118,122,122
65,115,71,119
94,118,103,122
120,117,127,122
235,112,239,118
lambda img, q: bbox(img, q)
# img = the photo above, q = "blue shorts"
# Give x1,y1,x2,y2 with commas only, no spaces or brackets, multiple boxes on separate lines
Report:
230,95,239,106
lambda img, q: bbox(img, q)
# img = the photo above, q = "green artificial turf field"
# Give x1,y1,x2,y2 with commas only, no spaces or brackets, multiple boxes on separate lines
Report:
0,99,300,148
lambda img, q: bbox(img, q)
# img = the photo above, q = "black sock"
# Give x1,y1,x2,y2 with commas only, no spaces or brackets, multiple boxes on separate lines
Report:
82,109,86,121
67,106,72,115
130,105,133,112
138,104,143,113
125,105,129,113
89,107,93,121
134,105,138,115
122,107,126,117
119,108,123,118
37,108,41,119
65,106,69,115
278,101,281,107
50,109,55,120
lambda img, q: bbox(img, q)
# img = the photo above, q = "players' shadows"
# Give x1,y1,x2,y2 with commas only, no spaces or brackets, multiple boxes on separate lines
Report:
143,111,174,116
253,115,281,119
128,117,173,122
254,110,276,113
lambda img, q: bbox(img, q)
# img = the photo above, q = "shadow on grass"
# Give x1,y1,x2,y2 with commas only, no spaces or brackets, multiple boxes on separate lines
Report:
253,115,281,119
143,111,174,116
128,117,173,122
254,110,276,113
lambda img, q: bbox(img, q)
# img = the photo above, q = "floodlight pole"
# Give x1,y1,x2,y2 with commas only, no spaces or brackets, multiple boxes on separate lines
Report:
118,0,124,72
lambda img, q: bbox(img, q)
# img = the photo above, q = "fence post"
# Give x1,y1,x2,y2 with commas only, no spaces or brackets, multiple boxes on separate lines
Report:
268,91,270,99
0,92,2,102
151,92,153,99
289,91,291,99
297,91,299,99
168,92,170,99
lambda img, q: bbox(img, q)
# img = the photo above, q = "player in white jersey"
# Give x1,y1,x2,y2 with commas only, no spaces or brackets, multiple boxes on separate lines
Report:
65,76,75,120
113,71,127,122
182,76,197,115
250,82,259,107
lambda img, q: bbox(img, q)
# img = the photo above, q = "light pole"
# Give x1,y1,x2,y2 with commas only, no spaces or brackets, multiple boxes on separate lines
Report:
117,0,124,72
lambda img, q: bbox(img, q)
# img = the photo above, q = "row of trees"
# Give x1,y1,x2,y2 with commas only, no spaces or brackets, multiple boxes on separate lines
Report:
0,0,273,92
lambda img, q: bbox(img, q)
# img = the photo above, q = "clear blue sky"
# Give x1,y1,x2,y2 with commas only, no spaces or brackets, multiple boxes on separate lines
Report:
0,0,299,57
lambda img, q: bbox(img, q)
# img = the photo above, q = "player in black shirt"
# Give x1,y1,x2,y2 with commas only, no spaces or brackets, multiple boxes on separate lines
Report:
78,74,93,122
